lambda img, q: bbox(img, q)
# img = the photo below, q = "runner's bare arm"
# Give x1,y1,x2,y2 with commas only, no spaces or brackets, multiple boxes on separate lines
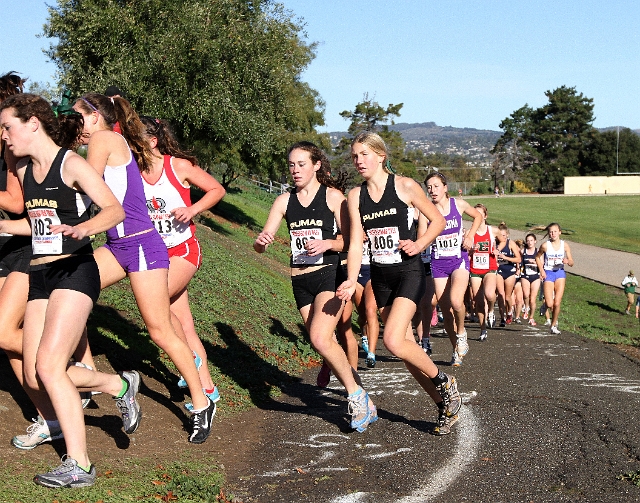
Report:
254,193,288,253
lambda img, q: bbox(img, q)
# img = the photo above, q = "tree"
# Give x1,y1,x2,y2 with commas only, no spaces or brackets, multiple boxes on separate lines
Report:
334,94,413,179
580,128,640,176
493,86,595,191
43,0,327,186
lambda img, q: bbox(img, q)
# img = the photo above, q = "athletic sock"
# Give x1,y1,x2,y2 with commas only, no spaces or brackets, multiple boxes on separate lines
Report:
348,387,363,399
78,463,92,473
430,370,448,386
45,419,60,430
115,378,129,399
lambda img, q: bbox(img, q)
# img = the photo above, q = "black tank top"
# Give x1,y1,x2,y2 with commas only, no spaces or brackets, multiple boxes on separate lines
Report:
359,174,418,266
497,238,516,273
285,184,339,267
522,247,539,276
0,144,29,250
23,148,93,259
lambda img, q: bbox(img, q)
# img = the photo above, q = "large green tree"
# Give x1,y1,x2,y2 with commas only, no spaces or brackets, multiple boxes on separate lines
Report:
44,0,328,185
580,128,640,176
493,86,595,191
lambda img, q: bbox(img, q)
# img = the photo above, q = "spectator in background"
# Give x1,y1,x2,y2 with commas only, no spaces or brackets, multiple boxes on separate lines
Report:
621,270,638,315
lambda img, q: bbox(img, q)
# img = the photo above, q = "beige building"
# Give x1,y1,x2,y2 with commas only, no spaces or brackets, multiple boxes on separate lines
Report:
564,175,640,194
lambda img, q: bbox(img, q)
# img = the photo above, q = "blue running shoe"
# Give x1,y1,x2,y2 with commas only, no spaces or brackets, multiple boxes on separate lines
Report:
361,335,369,354
365,352,376,368
348,388,378,432
185,386,221,412
178,351,203,388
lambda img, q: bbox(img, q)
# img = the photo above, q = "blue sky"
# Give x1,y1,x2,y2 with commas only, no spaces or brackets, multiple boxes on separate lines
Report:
3,0,639,132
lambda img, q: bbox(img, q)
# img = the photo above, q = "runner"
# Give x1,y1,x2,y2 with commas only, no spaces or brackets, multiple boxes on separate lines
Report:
73,93,214,443
254,141,376,433
535,223,574,334
468,203,498,341
140,116,226,409
512,240,525,324
0,93,138,488
520,233,541,326
495,223,521,327
424,172,482,366
353,236,380,367
337,132,461,436
415,212,437,354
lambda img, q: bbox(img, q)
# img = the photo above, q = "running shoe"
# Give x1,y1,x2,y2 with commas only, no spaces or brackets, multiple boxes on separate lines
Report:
550,325,561,335
523,308,529,320
479,329,488,342
506,313,513,324
348,388,378,432
500,319,506,328
434,374,461,417
365,352,376,368
421,337,433,355
34,456,96,488
544,319,552,326
177,351,203,388
514,317,522,324
189,398,215,444
450,350,462,367
316,361,331,387
184,386,221,412
115,370,142,434
361,335,369,354
432,409,459,436
12,416,63,450
431,309,439,327
528,318,537,326
487,311,495,329
455,334,469,357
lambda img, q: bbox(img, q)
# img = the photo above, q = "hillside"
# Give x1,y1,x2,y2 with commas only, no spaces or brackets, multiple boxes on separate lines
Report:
329,122,640,163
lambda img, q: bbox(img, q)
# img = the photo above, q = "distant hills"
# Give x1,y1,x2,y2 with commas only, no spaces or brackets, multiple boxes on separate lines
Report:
329,122,640,163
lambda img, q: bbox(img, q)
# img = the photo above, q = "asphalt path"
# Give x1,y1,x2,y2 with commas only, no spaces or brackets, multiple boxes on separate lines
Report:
220,320,640,502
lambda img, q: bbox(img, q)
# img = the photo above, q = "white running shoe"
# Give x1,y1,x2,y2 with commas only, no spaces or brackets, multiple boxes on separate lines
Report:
12,416,63,450
550,325,561,335
487,311,495,329
451,350,463,367
544,319,552,326
455,333,469,358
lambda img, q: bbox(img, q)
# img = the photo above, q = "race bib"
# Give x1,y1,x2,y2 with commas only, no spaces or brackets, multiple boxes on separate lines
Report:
367,226,401,264
150,213,192,248
29,208,62,255
472,253,489,270
290,228,323,265
435,231,461,258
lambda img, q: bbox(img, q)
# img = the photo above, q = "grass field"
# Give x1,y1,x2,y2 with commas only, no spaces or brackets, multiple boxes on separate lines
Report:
465,194,640,254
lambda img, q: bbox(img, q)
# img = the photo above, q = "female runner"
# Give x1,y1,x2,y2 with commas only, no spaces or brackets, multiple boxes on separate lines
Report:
520,233,541,326
0,76,107,450
535,223,574,334
468,203,498,341
415,212,437,354
73,93,213,443
255,141,376,432
140,117,225,408
337,132,461,436
0,93,137,487
494,223,521,326
424,172,482,366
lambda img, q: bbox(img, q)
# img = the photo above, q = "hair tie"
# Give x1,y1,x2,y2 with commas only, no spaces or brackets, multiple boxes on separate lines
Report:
386,159,396,174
